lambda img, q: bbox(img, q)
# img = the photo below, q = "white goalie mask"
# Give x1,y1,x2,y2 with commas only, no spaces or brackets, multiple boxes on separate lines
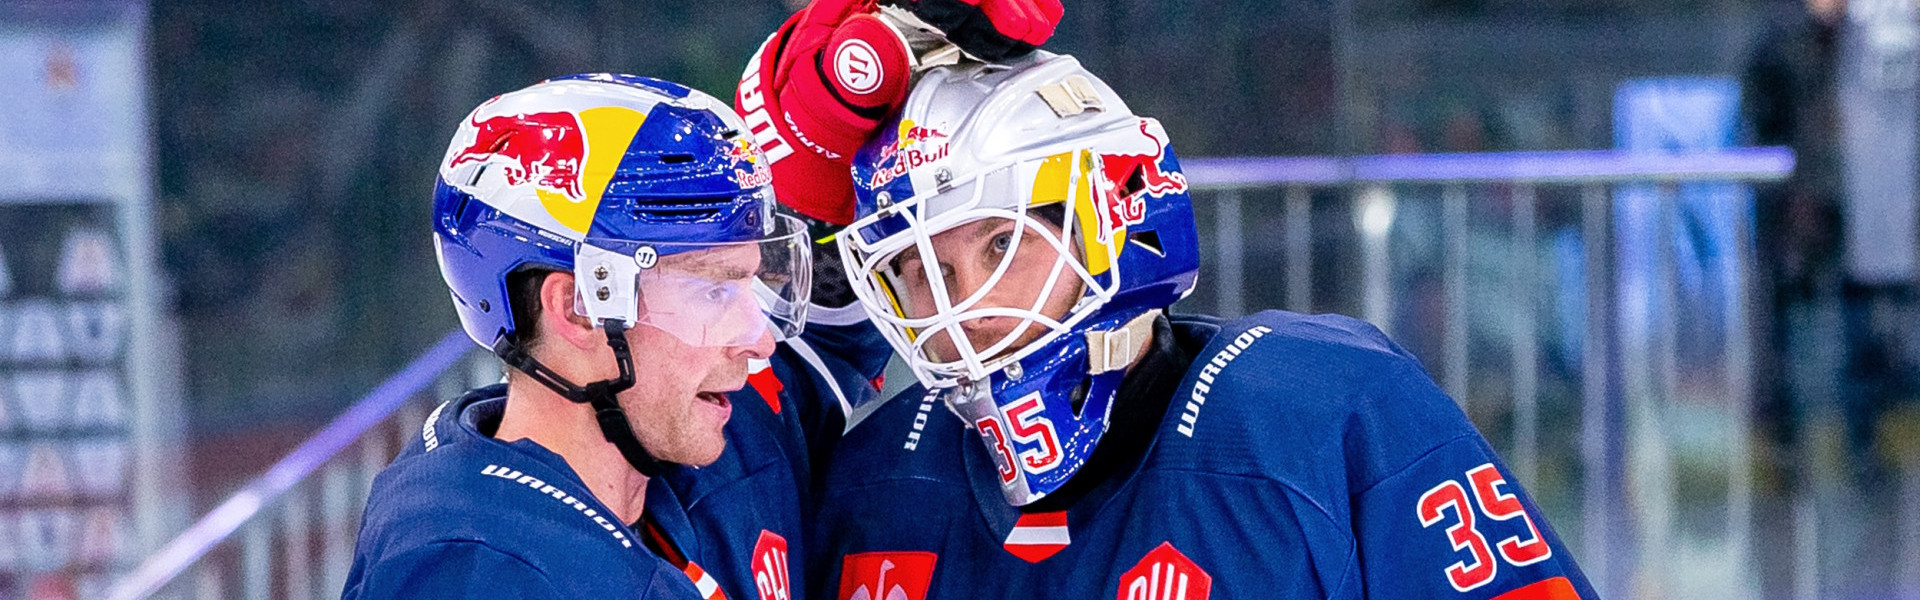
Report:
837,52,1202,506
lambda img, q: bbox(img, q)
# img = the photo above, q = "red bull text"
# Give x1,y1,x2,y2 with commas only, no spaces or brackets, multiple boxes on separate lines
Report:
868,120,951,189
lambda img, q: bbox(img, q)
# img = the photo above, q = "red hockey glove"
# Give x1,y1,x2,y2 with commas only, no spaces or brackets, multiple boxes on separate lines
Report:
737,0,913,225
886,0,1063,62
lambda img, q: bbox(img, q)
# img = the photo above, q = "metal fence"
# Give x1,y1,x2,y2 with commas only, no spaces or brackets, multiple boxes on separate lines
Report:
104,332,493,600
106,147,1920,600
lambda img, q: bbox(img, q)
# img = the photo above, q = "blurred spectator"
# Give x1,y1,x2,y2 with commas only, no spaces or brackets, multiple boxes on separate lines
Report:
1745,0,1920,484
1831,0,1920,487
1745,0,1848,481
1746,0,1846,305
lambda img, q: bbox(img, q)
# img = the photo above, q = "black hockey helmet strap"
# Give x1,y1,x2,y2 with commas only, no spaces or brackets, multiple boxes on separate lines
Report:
493,319,672,477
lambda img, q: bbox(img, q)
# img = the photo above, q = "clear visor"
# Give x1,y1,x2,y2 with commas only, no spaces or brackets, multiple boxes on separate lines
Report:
841,151,1125,385
574,214,811,348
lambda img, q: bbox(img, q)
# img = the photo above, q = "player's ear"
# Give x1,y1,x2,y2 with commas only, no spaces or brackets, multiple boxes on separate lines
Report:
537,272,600,350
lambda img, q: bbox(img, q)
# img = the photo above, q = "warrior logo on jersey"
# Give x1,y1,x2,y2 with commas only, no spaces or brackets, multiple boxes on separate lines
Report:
838,552,936,600
752,530,790,600
1117,543,1212,600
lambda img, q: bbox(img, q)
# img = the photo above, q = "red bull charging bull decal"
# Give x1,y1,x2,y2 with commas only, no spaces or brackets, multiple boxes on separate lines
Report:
727,137,774,188
867,119,950,189
1094,118,1187,234
1096,178,1146,238
1100,119,1188,199
449,110,588,200
1023,118,1187,276
444,102,648,235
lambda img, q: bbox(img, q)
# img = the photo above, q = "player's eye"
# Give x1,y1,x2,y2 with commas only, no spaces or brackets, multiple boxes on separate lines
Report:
890,249,922,275
890,255,925,286
989,231,1013,255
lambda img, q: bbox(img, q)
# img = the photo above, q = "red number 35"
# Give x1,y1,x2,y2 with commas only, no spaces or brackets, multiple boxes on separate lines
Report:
974,393,1064,485
1416,463,1553,592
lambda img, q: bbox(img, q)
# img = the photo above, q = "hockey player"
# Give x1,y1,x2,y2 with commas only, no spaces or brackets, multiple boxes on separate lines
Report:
806,55,1602,599
636,1,1069,595
346,0,1067,596
343,74,822,599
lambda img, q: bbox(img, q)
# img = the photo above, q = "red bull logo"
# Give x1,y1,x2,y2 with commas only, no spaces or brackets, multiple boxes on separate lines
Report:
727,137,760,164
869,120,950,189
727,137,774,188
1095,186,1146,239
444,104,649,234
1118,543,1212,600
448,111,588,202
878,119,948,162
1099,119,1189,200
1093,119,1189,233
736,162,774,188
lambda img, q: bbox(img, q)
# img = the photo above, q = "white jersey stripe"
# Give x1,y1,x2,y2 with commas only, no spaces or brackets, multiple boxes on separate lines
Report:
1004,525,1071,546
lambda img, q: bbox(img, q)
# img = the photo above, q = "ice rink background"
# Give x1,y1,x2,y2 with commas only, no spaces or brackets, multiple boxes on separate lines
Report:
0,0,1915,598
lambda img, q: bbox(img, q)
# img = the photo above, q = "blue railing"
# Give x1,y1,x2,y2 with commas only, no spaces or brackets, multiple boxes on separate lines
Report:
1182,146,1796,185
107,331,478,600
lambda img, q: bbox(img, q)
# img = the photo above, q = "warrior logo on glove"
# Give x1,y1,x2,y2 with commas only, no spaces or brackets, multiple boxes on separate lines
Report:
834,39,886,95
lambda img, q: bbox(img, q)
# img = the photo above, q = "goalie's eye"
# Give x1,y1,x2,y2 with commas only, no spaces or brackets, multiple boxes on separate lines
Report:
990,231,1013,254
889,249,924,279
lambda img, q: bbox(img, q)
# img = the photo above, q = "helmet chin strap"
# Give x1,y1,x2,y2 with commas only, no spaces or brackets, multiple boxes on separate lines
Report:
493,319,672,477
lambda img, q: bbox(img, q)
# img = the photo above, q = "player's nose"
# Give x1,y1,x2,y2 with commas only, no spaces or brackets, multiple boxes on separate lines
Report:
729,325,776,360
959,314,1020,351
947,259,1010,309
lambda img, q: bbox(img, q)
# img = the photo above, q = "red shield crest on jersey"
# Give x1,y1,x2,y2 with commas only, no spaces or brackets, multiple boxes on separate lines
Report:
1116,542,1212,600
837,551,936,600
752,530,790,600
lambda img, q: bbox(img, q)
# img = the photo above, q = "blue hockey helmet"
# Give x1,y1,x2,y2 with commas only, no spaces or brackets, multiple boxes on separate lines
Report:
838,53,1200,505
431,74,811,475
433,73,810,352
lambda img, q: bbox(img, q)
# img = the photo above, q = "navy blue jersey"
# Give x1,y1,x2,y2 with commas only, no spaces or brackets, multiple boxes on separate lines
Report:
342,388,705,599
655,326,890,600
808,311,1597,600
346,320,888,600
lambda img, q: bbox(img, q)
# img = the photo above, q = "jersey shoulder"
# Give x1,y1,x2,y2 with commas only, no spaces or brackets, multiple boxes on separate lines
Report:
344,539,699,600
820,382,973,495
1156,310,1482,499
355,405,649,583
345,537,701,600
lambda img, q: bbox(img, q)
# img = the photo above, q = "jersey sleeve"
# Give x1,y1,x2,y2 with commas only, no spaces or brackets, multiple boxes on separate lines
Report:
779,320,891,445
795,319,894,392
343,541,566,600
1347,434,1598,600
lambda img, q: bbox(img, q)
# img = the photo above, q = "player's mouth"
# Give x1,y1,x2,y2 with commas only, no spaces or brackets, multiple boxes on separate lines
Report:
694,389,733,425
696,391,731,409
